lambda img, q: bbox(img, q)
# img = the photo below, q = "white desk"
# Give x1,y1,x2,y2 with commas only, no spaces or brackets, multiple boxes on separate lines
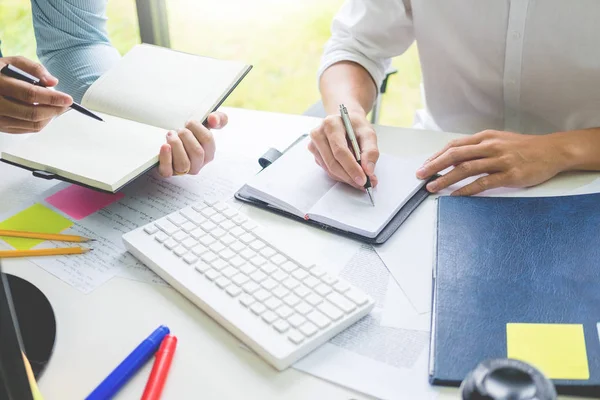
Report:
1,108,597,400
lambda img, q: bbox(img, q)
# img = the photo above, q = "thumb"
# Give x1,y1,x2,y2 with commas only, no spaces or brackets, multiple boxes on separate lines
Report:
358,131,379,176
206,112,228,129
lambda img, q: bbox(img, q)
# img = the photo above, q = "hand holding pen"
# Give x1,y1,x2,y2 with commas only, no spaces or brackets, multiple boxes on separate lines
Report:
308,104,379,205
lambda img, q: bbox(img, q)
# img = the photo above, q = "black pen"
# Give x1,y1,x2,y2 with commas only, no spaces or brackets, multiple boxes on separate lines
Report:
0,64,104,122
339,104,375,206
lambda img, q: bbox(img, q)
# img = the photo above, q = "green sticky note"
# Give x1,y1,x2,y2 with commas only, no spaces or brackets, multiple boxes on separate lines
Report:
507,323,590,380
0,204,73,250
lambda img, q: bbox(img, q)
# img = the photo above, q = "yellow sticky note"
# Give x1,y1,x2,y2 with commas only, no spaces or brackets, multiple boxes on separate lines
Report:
507,323,589,380
0,204,73,250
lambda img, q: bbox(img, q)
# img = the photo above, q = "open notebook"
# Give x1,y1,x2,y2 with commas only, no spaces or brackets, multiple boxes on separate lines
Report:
240,137,427,240
1,44,251,193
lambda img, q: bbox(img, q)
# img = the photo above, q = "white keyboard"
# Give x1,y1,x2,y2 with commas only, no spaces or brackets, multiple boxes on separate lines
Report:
122,198,374,370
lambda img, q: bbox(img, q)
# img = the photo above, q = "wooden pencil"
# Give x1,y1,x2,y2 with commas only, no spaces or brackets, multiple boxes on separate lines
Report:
0,247,91,258
0,230,93,243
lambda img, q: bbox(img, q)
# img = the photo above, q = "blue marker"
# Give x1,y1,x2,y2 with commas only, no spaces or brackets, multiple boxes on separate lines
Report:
86,325,170,400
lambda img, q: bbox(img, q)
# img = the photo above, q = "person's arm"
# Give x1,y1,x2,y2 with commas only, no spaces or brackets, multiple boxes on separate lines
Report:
309,0,415,189
416,128,600,196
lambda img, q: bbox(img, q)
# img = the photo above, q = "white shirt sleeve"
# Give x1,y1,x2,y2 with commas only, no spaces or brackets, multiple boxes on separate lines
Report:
318,0,416,90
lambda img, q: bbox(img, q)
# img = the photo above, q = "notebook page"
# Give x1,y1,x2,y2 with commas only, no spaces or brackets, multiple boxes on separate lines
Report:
82,44,249,130
1,111,165,191
244,137,336,216
307,154,425,238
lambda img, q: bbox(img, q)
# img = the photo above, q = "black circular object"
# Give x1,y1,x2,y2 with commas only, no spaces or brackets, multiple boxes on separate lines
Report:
461,359,557,400
6,274,57,379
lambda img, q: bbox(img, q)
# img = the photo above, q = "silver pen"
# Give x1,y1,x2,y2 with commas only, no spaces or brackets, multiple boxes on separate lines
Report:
339,104,375,206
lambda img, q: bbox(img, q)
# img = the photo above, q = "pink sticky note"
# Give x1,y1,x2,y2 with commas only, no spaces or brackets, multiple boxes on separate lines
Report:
45,185,125,220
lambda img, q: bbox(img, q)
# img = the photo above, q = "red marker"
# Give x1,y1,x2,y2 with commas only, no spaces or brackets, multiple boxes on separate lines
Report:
141,335,177,400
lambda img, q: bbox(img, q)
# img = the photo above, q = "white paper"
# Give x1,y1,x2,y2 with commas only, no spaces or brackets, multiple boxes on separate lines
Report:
381,278,431,332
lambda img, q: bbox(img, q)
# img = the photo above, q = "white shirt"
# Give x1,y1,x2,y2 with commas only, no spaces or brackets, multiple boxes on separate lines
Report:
319,0,600,135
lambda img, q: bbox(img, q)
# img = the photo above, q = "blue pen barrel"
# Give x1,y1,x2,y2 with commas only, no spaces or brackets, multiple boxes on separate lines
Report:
86,325,170,400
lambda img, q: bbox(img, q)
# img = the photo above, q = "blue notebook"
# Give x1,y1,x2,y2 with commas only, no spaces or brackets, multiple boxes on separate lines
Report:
430,194,600,396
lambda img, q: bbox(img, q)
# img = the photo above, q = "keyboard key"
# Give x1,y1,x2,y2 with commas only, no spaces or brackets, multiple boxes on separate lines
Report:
240,248,257,260
205,269,220,281
230,241,245,252
326,292,356,314
220,233,236,246
192,203,207,213
190,228,204,240
249,240,265,251
250,270,268,283
221,266,238,278
345,289,369,306
259,247,277,258
168,213,187,226
281,261,297,273
210,213,226,224
253,289,271,303
317,301,344,321
232,214,247,224
199,235,216,246
273,319,290,333
211,259,229,271
156,220,178,235
181,221,197,233
154,232,168,243
307,310,331,329
299,322,318,337
226,285,242,297
288,330,305,344
211,228,227,238
195,262,211,273
144,224,159,234
259,263,277,275
232,274,250,286
204,198,219,206
200,221,218,232
264,297,283,310
283,294,301,307
315,283,332,297
230,226,246,237
272,286,290,299
172,231,188,242
287,314,307,328
181,237,198,249
219,248,236,260
239,233,255,245
282,277,300,290
201,251,218,263
213,202,228,212
271,270,288,282
173,245,188,257
191,244,208,256
240,264,257,276
333,281,350,293
291,269,309,281
187,212,207,226
183,253,198,264
275,305,294,319
242,281,261,294
250,303,266,315
222,208,238,218
215,276,231,289
239,294,255,307
321,274,338,286
200,207,217,218
305,294,323,307
270,254,287,265
250,256,267,267
293,285,311,298
260,278,278,291
242,220,257,231
163,238,178,250
181,207,201,220
294,302,313,315
209,241,226,253
262,310,278,324
309,265,326,278
303,276,320,288
219,220,236,231
230,256,245,268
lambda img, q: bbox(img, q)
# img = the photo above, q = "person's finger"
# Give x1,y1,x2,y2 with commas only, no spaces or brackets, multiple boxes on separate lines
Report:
0,115,53,132
185,119,215,164
158,144,173,177
310,128,359,188
6,56,57,86
356,129,379,176
206,112,228,129
370,174,379,187
423,135,483,165
426,158,499,193
451,172,508,196
0,77,72,106
178,128,205,175
0,127,34,134
325,126,367,186
417,144,488,179
0,97,68,121
166,130,190,175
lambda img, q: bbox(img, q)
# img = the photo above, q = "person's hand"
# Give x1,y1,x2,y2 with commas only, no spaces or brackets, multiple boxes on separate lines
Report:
158,111,228,177
416,130,569,196
0,56,73,133
308,111,379,189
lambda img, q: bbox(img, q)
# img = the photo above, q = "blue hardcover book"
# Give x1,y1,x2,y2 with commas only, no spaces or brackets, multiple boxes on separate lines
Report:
430,194,600,396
